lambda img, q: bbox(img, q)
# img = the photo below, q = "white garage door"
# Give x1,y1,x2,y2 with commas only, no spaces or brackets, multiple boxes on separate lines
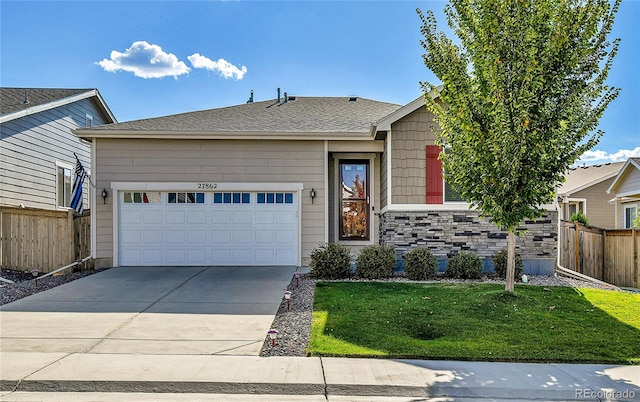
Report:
119,191,298,266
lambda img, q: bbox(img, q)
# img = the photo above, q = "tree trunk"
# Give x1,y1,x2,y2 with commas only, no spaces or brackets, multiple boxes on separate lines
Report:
505,230,516,293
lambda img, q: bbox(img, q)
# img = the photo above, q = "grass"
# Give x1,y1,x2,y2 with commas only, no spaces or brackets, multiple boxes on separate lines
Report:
309,282,640,364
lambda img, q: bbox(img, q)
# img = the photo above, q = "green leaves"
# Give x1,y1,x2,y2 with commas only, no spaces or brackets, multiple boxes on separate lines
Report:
418,0,620,231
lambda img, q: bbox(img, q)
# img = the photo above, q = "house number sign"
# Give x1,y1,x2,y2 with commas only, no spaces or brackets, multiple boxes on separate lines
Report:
197,183,218,189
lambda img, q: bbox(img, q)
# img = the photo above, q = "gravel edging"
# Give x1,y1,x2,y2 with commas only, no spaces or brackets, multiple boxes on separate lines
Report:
0,268,107,306
259,273,631,357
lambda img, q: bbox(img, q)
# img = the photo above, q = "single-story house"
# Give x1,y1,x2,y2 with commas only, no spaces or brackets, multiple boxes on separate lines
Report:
607,157,640,228
1,87,116,210
75,90,557,273
556,162,623,227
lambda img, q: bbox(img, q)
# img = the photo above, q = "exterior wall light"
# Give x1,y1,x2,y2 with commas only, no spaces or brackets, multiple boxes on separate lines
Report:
101,189,109,204
310,188,316,203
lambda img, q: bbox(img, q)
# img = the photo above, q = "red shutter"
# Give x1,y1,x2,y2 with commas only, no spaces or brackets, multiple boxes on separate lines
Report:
425,145,443,204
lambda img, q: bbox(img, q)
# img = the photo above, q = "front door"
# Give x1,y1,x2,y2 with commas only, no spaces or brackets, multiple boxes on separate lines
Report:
339,160,369,240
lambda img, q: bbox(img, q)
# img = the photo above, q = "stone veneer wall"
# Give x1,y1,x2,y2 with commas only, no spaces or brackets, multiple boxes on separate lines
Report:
379,210,558,274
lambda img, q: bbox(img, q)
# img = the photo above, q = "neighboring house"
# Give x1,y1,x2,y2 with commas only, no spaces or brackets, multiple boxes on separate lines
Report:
607,157,640,228
0,88,117,210
75,91,557,273
556,162,623,227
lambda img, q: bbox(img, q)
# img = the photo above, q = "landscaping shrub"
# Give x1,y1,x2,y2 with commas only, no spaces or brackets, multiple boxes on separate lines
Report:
570,211,589,225
356,244,396,279
403,248,438,280
492,248,523,280
309,243,352,279
445,251,482,279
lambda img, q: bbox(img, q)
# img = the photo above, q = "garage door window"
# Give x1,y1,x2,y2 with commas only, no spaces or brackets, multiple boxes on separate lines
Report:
168,192,205,204
214,192,251,204
124,192,161,204
257,192,294,204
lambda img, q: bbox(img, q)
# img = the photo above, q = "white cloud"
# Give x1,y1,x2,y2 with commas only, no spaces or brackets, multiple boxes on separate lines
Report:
577,147,640,165
188,53,247,80
96,41,190,79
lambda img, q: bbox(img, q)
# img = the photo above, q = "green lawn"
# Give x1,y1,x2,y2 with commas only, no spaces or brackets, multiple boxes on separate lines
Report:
309,282,640,364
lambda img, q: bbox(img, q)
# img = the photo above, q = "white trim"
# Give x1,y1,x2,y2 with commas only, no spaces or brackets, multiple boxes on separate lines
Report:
380,203,557,214
622,203,638,229
73,129,377,141
332,155,376,244
376,96,426,132
111,182,304,192
607,158,640,194
91,141,97,260
386,130,392,208
609,189,640,199
55,161,73,210
111,182,304,267
324,140,329,243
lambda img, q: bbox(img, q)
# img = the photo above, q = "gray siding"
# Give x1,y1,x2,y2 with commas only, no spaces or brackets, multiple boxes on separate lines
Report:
617,167,640,196
0,98,106,210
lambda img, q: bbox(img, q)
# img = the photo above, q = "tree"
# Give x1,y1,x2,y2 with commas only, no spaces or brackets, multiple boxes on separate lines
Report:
418,0,620,292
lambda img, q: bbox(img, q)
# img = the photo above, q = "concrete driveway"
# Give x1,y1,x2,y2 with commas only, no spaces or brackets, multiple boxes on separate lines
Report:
0,266,297,356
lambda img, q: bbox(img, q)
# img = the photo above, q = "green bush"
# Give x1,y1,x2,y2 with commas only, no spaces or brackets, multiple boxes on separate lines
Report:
445,251,482,279
492,248,524,280
404,248,438,280
309,243,352,279
356,244,396,279
570,211,589,225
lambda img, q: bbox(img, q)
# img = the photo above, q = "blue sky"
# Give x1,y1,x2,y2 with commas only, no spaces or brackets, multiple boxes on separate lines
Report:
1,1,638,165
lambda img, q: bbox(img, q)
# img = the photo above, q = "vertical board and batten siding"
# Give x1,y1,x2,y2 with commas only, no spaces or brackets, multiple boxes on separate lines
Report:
0,98,104,210
0,207,91,272
559,221,639,288
94,139,326,265
568,178,616,228
390,107,438,204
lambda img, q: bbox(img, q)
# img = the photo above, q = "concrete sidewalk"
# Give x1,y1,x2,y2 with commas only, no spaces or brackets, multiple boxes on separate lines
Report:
1,353,638,401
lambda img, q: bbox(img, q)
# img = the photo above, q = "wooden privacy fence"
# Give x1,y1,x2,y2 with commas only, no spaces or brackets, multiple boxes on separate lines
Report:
559,220,639,288
0,207,91,273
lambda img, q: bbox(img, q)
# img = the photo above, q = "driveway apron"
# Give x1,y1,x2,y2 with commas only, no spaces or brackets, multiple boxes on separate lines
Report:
0,266,297,356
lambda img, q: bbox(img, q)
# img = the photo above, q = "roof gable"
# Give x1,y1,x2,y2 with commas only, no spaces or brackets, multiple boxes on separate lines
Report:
607,157,640,194
557,162,624,196
77,96,401,138
0,87,117,124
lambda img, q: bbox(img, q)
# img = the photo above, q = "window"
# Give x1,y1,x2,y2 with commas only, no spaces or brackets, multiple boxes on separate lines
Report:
124,192,161,204
340,161,369,240
168,192,204,204
444,181,464,202
213,192,250,204
57,165,72,207
623,205,638,228
256,192,293,204
85,114,93,128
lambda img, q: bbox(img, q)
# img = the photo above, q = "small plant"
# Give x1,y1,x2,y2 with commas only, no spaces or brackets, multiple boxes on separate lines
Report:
570,211,589,225
309,243,352,279
492,248,523,280
404,248,438,280
356,244,396,279
445,251,482,279
632,215,640,228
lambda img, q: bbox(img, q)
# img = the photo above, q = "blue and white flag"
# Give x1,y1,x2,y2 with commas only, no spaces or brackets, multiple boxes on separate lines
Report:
69,158,88,213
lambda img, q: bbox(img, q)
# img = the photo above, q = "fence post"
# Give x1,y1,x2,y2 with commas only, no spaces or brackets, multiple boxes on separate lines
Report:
634,228,638,289
573,222,580,272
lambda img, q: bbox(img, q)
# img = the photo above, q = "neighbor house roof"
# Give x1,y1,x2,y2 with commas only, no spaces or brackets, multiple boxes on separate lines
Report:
607,157,640,195
75,96,401,140
557,161,624,197
0,87,117,124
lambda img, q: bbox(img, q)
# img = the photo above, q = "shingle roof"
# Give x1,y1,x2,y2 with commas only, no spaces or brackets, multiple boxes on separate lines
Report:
87,97,402,134
0,88,93,116
557,162,624,195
